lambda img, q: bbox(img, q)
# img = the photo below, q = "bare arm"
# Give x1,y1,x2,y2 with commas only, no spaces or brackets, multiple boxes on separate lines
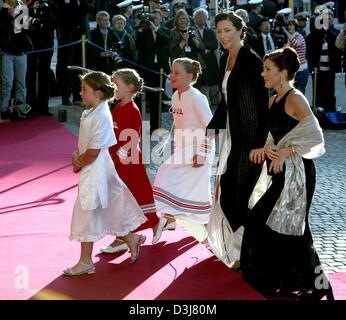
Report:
268,91,312,173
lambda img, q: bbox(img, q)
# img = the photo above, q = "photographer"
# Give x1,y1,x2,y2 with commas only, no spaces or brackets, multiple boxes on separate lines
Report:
306,8,342,112
89,11,119,74
26,0,57,116
136,9,170,133
169,9,197,61
272,7,292,49
272,13,287,49
0,0,33,120
111,14,137,66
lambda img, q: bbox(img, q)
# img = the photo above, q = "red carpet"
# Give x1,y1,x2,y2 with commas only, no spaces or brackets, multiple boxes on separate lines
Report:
0,117,343,300
328,273,346,300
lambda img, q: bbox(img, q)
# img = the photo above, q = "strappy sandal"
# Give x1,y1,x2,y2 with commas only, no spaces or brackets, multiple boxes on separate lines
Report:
63,261,95,276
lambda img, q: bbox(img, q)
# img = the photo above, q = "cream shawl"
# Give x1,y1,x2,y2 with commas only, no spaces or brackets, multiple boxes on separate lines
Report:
248,114,325,236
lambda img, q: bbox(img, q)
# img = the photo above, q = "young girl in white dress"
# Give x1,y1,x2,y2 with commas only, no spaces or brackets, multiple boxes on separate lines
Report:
153,58,215,239
63,71,147,276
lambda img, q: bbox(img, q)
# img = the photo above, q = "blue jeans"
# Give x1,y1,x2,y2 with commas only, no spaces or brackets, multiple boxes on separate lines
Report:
294,68,309,95
1,53,27,111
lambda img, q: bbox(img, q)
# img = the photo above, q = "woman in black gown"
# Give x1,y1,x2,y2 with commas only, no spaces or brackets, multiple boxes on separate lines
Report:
206,11,268,269
240,47,334,300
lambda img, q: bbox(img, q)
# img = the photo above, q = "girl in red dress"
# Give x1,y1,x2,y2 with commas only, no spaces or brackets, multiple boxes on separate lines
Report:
100,68,167,253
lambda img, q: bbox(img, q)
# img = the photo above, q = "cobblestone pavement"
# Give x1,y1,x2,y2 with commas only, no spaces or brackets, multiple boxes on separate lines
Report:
50,76,346,275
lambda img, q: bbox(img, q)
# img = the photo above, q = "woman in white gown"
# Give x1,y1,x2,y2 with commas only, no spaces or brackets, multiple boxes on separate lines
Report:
63,71,147,276
153,58,215,238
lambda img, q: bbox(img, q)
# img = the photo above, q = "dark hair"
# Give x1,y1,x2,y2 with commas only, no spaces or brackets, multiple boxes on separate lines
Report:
173,58,202,84
264,47,300,80
287,19,298,30
80,71,115,100
215,11,247,40
112,68,144,96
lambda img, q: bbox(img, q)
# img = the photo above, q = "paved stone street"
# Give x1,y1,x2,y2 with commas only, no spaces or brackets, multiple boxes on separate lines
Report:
49,65,346,275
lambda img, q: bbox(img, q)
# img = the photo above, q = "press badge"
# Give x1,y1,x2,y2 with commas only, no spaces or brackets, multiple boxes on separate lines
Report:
184,46,192,53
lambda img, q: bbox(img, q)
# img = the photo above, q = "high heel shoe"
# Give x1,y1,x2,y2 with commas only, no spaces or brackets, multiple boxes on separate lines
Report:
100,242,128,253
130,234,146,263
231,260,241,273
63,261,95,276
152,217,167,244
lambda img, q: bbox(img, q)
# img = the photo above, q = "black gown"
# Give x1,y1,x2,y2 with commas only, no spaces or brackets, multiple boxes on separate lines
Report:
240,89,334,300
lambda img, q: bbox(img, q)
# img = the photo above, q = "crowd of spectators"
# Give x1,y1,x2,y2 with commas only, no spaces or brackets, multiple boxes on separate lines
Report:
0,0,345,122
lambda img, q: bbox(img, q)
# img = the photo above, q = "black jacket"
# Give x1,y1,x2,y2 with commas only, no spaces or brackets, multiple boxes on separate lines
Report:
27,0,57,50
57,0,94,41
306,26,342,73
0,7,33,54
207,45,268,149
136,25,170,74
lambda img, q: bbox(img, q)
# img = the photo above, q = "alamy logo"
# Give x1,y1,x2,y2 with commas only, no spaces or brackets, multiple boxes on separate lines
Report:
13,5,29,32
14,265,30,290
314,7,331,30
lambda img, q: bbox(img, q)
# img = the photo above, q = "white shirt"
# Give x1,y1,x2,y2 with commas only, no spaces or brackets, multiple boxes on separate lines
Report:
222,71,231,105
170,86,213,156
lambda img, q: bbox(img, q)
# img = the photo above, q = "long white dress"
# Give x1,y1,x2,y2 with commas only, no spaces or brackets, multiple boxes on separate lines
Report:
70,101,147,242
153,87,215,225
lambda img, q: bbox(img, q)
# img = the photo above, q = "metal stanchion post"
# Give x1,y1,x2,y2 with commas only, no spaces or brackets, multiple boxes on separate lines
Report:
141,91,146,116
312,67,318,115
81,35,87,69
158,68,164,129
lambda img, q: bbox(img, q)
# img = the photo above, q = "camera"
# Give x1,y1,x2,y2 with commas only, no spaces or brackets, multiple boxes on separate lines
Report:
181,29,196,39
273,13,285,34
136,11,153,29
111,51,123,66
117,41,124,51
188,30,196,38
272,13,287,48
36,0,49,8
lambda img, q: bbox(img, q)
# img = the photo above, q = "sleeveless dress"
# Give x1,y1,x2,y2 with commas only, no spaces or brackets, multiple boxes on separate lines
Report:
240,89,334,300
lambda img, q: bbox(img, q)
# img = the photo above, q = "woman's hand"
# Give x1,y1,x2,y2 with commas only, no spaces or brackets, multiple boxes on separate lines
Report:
192,154,205,168
249,148,265,164
72,150,81,173
264,144,279,160
268,148,291,174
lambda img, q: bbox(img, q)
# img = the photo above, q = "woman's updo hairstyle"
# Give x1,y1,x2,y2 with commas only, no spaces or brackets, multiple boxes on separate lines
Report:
173,57,202,84
264,47,300,80
80,71,115,100
215,11,247,41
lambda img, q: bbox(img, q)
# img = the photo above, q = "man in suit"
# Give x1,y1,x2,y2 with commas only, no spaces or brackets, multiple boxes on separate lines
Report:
253,17,277,59
136,8,170,133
